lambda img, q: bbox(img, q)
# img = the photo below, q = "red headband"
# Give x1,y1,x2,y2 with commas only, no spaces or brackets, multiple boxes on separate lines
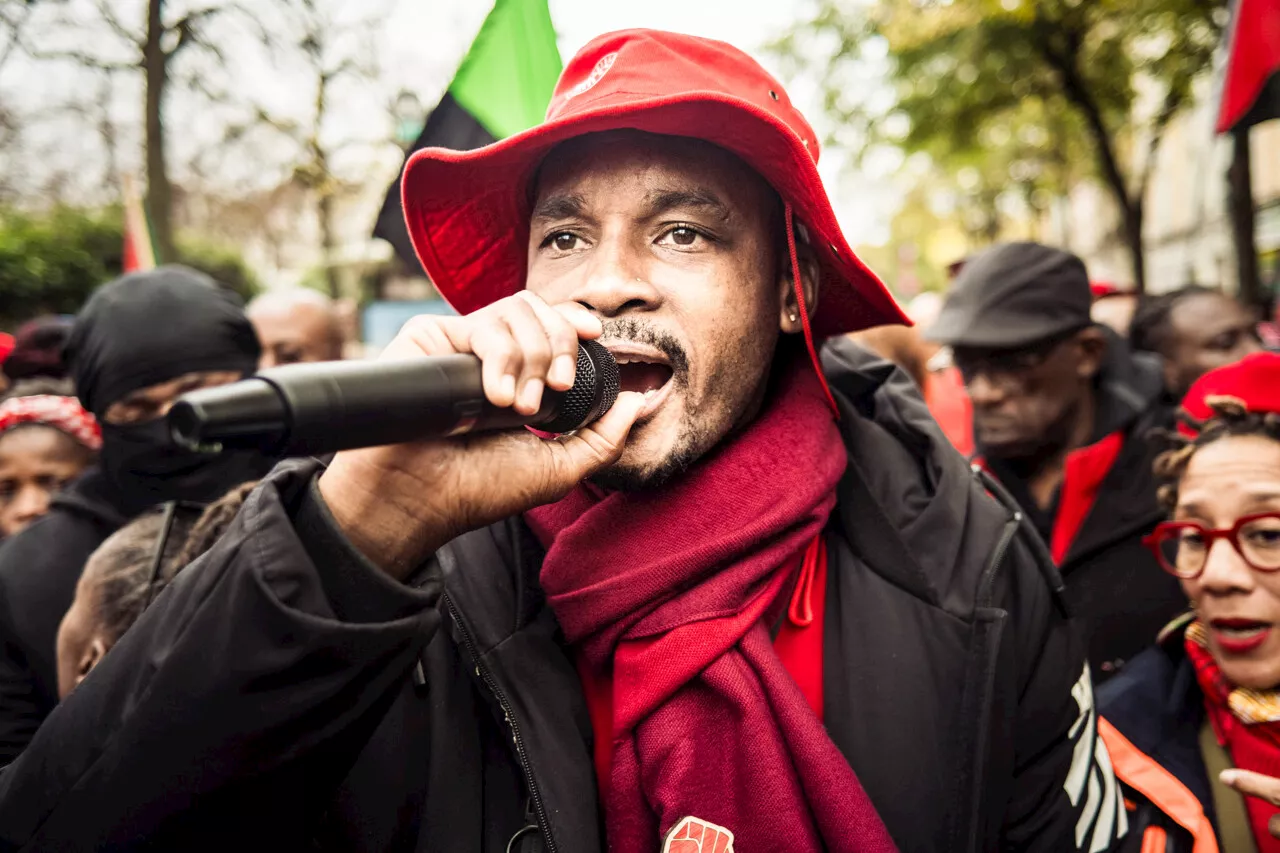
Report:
0,395,102,451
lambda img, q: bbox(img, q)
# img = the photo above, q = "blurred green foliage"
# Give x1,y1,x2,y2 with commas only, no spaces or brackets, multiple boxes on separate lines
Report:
774,0,1227,290
0,206,124,325
174,238,262,305
0,206,260,327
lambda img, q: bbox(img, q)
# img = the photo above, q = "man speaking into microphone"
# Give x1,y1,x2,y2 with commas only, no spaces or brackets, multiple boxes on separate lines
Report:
0,31,1122,853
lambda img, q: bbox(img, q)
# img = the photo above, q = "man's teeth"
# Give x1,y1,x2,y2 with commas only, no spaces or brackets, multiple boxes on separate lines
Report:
644,388,658,398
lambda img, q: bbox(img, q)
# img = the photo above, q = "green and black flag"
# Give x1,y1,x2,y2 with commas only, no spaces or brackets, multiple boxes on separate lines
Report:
374,0,562,274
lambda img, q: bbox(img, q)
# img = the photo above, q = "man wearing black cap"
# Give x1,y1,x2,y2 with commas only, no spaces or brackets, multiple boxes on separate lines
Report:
931,241,1187,681
0,267,275,763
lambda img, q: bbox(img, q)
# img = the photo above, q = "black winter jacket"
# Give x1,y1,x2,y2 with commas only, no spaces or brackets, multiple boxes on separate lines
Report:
0,468,129,764
0,341,1124,852
1097,618,1235,853
983,333,1187,680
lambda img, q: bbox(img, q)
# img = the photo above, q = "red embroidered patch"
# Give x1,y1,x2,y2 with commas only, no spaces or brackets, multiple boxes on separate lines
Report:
662,816,735,853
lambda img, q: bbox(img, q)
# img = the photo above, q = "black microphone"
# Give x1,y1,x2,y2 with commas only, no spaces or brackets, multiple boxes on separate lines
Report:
168,340,620,457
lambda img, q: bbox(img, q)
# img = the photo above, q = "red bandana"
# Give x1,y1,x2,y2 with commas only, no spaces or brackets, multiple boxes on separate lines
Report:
525,357,896,853
1186,620,1280,853
0,394,101,451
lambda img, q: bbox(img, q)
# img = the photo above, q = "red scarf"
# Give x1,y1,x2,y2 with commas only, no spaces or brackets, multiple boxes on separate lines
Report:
1186,621,1280,853
525,359,897,853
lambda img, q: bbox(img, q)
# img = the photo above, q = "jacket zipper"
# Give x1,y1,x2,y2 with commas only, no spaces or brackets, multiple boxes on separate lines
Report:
442,593,559,853
977,512,1021,607
954,509,1021,852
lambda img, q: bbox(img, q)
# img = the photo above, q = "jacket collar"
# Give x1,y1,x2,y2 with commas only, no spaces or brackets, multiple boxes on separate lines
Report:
1092,326,1166,439
48,465,130,529
821,337,1014,617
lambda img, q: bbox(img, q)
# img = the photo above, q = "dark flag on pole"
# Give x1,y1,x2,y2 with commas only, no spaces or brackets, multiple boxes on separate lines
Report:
373,0,562,275
1215,0,1280,133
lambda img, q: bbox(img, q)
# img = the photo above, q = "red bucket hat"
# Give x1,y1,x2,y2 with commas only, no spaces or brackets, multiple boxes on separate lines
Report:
402,28,907,340
1179,351,1280,437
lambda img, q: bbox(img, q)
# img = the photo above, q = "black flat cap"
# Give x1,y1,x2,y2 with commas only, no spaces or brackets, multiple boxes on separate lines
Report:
927,242,1092,349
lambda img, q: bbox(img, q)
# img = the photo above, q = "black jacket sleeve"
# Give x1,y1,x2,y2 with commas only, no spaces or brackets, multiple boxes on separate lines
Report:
0,514,108,766
0,627,43,770
0,461,443,851
998,524,1128,853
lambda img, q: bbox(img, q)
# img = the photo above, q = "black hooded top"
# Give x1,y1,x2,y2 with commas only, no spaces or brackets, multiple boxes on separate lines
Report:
0,266,269,765
66,266,260,418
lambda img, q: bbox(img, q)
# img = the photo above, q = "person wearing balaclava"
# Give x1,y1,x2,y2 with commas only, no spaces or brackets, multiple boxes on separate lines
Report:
0,266,272,764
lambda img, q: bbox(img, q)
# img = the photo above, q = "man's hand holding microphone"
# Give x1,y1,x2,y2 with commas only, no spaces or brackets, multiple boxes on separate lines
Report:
316,293,645,579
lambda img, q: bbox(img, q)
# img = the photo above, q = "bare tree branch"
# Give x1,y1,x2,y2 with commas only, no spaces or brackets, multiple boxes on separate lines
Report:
319,55,363,86
176,67,231,103
29,48,137,72
251,106,304,141
1139,79,1189,197
165,6,222,58
94,0,143,47
185,28,226,66
0,0,35,75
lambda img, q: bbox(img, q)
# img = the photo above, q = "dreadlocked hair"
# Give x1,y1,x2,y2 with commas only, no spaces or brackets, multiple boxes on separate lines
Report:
1153,396,1280,510
85,480,259,647
86,508,198,646
170,480,258,570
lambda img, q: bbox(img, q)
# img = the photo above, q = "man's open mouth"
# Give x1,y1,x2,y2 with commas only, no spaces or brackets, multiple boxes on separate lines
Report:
609,347,674,397
604,343,677,419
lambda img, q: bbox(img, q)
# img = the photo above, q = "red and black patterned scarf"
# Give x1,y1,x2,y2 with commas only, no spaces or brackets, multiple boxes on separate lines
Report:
1187,620,1280,852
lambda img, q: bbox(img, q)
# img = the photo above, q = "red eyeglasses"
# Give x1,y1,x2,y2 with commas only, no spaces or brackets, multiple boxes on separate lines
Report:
1144,512,1280,579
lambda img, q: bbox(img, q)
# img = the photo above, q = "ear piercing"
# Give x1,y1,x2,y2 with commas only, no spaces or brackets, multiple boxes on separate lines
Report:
788,311,799,323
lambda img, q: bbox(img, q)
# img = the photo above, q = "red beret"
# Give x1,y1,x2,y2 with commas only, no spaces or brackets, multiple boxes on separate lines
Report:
1179,351,1280,437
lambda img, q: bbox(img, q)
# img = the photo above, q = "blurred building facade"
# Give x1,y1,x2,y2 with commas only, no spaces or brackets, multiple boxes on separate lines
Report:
1045,93,1280,296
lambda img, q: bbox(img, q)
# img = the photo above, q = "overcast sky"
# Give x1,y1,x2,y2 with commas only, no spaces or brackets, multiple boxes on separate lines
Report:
0,0,898,246
381,0,896,245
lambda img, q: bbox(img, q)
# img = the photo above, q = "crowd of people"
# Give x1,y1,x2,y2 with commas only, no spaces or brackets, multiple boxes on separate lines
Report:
0,26,1277,853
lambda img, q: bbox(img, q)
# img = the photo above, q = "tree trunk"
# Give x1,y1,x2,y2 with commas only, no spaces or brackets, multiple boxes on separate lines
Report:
318,189,340,299
311,61,339,300
1123,198,1145,295
1228,128,1261,308
1039,37,1147,291
144,0,175,264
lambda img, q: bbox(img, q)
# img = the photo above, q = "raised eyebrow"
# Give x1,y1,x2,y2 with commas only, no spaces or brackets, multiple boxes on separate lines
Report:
642,188,732,223
531,194,587,223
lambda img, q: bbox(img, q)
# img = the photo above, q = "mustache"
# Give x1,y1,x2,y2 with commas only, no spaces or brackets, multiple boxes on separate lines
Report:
598,318,689,379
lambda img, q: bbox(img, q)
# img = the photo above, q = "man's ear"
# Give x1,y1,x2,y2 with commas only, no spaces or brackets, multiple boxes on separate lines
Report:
74,636,107,688
1075,326,1108,380
778,231,820,335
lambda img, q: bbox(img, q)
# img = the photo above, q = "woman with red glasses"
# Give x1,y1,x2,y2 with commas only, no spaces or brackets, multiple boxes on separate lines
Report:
1099,351,1280,853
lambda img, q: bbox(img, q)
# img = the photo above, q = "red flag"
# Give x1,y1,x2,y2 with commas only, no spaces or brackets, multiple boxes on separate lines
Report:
121,174,156,273
1216,0,1280,132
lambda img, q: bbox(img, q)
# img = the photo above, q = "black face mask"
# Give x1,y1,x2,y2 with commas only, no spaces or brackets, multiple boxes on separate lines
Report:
100,419,272,514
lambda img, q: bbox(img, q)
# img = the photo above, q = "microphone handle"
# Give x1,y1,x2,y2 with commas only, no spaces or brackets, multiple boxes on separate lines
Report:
169,345,615,457
279,356,561,453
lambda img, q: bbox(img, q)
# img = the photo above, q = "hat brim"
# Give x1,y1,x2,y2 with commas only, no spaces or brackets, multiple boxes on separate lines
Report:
403,92,908,338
